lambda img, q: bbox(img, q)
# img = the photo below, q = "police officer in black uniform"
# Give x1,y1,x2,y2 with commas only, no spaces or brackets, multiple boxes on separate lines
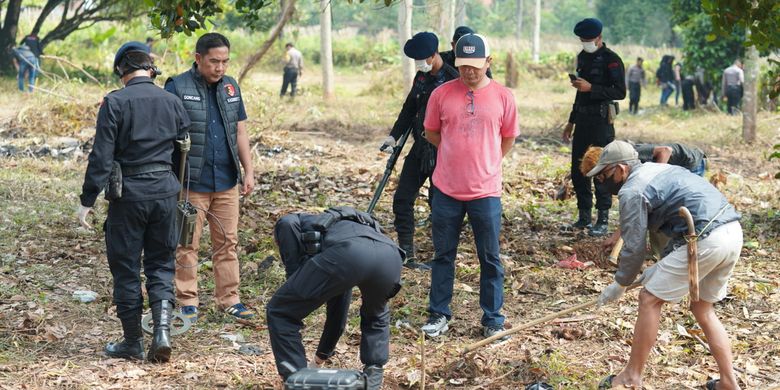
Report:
378,32,458,268
267,206,404,389
77,41,191,362
562,18,625,237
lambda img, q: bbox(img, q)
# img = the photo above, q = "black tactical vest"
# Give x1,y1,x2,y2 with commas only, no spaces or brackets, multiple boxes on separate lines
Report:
166,65,242,184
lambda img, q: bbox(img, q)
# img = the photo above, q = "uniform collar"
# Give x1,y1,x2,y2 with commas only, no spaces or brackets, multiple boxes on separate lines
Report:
126,76,154,86
190,62,223,86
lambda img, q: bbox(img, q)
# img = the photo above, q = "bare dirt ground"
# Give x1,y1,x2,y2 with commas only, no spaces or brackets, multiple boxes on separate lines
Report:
0,70,778,390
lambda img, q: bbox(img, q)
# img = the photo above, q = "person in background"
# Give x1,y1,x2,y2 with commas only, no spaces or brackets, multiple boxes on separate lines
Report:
625,57,646,114
561,17,626,237
12,33,43,93
280,42,303,99
721,59,744,115
656,55,675,106
673,61,682,106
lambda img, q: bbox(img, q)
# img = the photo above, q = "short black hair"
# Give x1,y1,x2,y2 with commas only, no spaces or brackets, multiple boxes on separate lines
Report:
637,57,643,62
196,32,230,56
285,42,294,48
118,51,153,76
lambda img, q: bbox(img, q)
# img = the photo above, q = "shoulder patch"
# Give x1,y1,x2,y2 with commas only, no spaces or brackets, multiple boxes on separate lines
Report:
224,83,236,97
608,62,620,69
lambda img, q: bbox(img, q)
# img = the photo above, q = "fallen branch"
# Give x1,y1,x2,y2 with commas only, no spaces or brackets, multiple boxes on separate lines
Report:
40,55,101,84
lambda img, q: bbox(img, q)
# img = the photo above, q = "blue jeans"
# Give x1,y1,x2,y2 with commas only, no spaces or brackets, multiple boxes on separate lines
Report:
428,187,504,327
17,57,38,92
659,82,674,105
690,159,707,177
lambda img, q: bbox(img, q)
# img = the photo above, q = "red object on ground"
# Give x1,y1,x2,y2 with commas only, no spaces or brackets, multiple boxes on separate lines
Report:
555,253,589,270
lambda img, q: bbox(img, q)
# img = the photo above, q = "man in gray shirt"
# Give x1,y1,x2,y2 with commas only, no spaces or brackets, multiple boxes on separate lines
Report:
721,59,743,115
633,142,707,176
588,141,742,390
281,42,303,99
625,57,646,114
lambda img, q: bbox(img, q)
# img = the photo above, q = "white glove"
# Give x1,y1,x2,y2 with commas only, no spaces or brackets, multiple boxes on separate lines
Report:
598,282,627,307
77,205,93,229
379,135,396,153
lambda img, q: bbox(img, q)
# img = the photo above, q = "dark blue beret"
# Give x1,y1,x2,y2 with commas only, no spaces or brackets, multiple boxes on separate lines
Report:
404,32,438,60
113,41,150,75
573,18,603,39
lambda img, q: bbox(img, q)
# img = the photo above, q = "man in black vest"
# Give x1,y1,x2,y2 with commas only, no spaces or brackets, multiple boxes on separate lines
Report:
378,32,459,269
267,207,404,390
561,18,625,237
165,33,255,323
78,41,190,362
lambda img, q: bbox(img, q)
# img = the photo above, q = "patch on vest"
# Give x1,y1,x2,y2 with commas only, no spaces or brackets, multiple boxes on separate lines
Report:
225,83,236,97
182,94,201,102
227,96,241,103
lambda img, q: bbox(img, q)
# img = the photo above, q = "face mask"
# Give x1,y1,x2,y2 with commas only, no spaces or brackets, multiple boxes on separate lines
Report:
582,41,598,53
415,59,433,73
600,175,623,195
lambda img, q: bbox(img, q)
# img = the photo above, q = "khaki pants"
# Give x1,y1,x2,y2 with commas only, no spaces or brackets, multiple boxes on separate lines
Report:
175,186,240,308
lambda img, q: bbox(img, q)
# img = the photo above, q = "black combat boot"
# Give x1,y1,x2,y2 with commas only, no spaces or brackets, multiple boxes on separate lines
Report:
363,364,384,390
398,234,431,271
105,311,145,360
589,209,610,237
560,209,592,232
148,300,172,363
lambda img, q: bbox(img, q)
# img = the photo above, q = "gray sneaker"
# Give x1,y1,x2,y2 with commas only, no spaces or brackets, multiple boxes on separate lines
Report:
421,313,448,337
483,325,511,342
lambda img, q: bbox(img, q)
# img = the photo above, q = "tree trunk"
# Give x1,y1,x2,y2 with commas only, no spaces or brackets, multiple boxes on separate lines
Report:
742,41,758,143
515,0,523,42
320,0,335,101
447,0,456,43
0,0,23,74
455,0,466,27
532,0,540,63
31,0,61,36
237,0,296,84
397,0,414,90
505,52,518,88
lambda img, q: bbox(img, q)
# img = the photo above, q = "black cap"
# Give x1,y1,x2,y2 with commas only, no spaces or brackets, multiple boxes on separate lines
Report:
403,32,438,60
113,41,150,76
573,18,603,39
455,33,490,68
452,26,475,43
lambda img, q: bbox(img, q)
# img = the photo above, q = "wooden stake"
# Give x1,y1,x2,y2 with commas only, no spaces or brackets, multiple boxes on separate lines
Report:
420,330,426,390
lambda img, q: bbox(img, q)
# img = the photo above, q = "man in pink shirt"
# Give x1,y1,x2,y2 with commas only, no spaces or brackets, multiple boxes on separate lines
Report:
421,33,519,340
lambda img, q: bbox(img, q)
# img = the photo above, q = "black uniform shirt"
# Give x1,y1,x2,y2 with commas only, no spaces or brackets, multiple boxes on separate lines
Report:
390,63,459,141
80,76,191,207
567,43,626,123
635,143,706,171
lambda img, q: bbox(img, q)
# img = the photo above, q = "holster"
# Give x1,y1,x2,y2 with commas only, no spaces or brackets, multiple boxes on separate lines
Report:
607,102,619,124
105,161,123,201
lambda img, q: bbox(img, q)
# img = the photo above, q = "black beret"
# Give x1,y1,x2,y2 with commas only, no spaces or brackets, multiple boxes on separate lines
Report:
403,32,438,60
573,18,603,39
452,26,474,43
113,41,150,75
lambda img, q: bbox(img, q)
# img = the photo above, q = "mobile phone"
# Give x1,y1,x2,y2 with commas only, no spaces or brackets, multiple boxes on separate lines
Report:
568,73,578,82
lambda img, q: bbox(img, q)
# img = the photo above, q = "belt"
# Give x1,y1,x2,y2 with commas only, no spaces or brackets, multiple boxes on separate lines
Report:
122,163,172,176
575,103,607,114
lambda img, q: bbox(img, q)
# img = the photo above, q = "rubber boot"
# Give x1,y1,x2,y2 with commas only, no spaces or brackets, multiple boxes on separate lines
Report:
589,209,610,237
364,365,384,390
560,209,592,232
398,234,431,271
105,311,145,360
148,300,172,363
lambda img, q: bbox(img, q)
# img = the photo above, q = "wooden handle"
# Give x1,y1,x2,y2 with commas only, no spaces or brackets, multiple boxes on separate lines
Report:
462,298,599,353
607,237,624,266
678,207,699,302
